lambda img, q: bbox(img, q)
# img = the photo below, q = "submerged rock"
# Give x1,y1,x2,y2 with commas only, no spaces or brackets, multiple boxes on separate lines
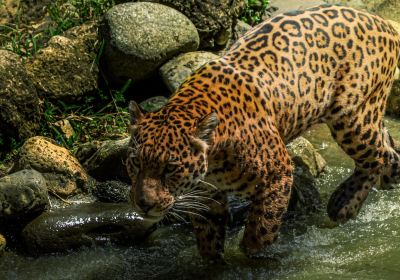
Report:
160,51,219,94
25,35,98,102
100,2,199,84
82,137,130,183
0,50,41,156
22,203,157,254
0,169,49,229
11,136,89,196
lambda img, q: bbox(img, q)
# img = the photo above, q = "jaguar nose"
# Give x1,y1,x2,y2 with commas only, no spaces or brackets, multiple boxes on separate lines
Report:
136,197,155,215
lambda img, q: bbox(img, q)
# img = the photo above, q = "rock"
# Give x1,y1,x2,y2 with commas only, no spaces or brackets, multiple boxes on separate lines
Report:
63,20,99,55
0,233,5,255
324,0,368,10
374,0,400,22
138,0,246,49
0,0,52,25
139,96,168,112
100,2,199,84
82,137,130,183
74,141,102,164
160,51,219,93
0,50,41,156
25,35,98,103
22,203,157,254
285,137,325,214
11,136,89,196
92,181,130,203
0,169,49,229
287,136,327,178
387,80,400,116
268,0,326,17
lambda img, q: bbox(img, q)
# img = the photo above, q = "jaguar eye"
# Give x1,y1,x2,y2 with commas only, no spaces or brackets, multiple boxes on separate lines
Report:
165,163,178,173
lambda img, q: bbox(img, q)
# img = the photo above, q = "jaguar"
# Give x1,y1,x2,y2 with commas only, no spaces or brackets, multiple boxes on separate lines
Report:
126,4,400,261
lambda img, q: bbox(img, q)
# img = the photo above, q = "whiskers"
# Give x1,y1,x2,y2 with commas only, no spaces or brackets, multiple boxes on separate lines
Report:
167,181,220,223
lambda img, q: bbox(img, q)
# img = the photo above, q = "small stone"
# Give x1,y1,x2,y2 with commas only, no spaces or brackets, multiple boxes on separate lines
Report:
139,96,168,112
0,233,5,255
287,136,327,178
100,2,199,84
82,137,130,183
11,136,89,196
54,119,75,139
160,51,219,93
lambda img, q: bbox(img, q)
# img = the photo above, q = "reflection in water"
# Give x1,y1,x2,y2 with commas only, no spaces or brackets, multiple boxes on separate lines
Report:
1,118,400,280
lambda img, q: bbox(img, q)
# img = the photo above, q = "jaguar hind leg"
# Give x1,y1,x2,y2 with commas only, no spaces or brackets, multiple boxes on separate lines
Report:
326,116,387,222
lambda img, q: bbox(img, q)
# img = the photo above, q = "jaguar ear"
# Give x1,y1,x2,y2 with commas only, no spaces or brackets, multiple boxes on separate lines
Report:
195,112,218,145
129,101,143,134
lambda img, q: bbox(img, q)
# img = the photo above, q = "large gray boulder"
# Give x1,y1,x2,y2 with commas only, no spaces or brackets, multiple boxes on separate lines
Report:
160,51,219,94
25,35,98,102
22,203,157,254
100,2,199,84
137,0,246,49
0,50,41,155
0,169,49,228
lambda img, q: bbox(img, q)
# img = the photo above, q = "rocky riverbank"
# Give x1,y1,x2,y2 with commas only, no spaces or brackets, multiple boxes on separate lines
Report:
0,0,400,260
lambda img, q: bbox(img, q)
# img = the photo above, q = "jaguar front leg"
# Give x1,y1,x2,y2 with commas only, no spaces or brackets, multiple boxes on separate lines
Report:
190,191,228,262
241,172,293,256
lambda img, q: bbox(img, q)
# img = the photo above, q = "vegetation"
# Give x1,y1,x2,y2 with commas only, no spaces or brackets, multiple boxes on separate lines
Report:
0,0,269,162
0,0,128,162
241,0,270,25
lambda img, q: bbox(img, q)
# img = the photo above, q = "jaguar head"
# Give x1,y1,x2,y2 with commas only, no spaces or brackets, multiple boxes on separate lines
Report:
126,101,218,220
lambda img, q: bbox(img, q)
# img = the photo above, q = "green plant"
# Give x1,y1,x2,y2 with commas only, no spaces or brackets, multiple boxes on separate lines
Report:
241,0,269,25
0,0,115,57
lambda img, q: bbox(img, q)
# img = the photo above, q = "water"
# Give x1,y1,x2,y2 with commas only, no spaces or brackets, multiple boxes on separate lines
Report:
1,117,400,280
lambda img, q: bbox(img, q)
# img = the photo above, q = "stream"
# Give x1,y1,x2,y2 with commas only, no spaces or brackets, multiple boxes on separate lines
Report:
1,117,400,280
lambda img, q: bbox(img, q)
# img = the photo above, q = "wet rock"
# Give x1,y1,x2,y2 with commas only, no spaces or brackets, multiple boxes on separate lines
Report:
387,80,400,116
25,35,98,103
160,51,219,94
22,203,157,254
11,136,89,196
82,137,130,183
269,0,325,17
137,0,246,49
100,2,199,85
0,169,49,229
287,137,327,178
92,181,130,203
286,137,325,214
0,233,5,255
0,50,41,156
